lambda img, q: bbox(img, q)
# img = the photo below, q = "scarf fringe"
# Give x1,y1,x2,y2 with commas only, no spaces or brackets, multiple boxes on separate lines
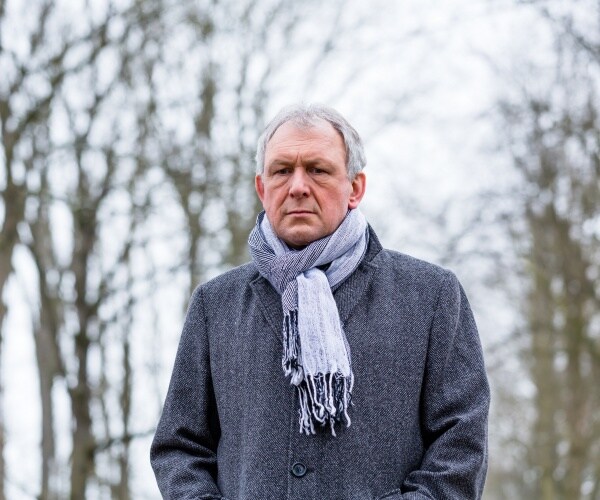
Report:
282,310,303,385
282,310,353,435
297,372,352,436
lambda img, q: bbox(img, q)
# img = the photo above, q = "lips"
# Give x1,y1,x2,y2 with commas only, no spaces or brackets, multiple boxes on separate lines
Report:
287,210,314,216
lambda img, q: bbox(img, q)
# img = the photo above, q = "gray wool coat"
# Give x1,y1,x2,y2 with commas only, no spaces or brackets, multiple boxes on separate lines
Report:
150,228,490,500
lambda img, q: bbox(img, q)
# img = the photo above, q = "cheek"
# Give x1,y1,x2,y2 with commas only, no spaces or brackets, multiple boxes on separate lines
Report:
333,188,352,210
265,189,284,207
323,194,349,225
261,190,284,218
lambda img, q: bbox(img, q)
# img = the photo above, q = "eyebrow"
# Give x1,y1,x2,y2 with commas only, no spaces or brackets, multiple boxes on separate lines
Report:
267,159,294,168
266,157,330,170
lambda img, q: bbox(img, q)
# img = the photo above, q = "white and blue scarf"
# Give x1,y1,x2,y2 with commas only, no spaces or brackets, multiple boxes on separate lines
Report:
248,209,369,435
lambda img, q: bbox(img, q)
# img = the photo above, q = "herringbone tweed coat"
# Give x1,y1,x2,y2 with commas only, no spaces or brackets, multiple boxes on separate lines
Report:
151,228,490,500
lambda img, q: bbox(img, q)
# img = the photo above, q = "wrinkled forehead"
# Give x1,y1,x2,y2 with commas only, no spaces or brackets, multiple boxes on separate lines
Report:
264,120,347,165
267,116,344,146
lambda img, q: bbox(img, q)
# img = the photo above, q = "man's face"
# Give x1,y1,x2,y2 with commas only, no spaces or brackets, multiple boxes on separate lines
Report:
255,119,366,248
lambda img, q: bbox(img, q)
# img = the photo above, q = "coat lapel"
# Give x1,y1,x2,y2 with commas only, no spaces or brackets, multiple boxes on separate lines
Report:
334,227,381,325
249,275,284,344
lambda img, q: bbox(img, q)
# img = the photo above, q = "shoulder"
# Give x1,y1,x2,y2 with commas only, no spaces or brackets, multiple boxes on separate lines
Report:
365,245,466,319
189,262,260,311
364,225,456,289
202,262,258,290
374,249,476,332
357,227,462,311
371,247,456,289
187,262,260,309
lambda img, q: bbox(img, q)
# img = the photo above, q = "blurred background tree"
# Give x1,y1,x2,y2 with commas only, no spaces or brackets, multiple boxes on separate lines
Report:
0,0,598,498
486,2,600,498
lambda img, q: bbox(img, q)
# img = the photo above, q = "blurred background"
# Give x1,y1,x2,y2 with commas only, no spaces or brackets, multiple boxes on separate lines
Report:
1,0,599,498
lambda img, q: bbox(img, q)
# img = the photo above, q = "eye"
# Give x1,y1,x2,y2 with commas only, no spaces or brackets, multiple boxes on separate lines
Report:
309,167,327,174
273,167,291,175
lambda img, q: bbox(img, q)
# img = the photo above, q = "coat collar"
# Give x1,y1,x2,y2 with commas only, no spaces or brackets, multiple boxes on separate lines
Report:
249,225,382,344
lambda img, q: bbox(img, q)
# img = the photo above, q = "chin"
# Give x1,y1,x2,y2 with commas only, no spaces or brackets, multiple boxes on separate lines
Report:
282,231,317,249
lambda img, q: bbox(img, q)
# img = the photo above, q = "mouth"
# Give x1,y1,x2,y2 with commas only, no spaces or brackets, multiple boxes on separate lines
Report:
287,210,314,216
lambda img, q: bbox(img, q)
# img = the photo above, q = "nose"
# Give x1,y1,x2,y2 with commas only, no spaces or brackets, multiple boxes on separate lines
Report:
288,169,310,198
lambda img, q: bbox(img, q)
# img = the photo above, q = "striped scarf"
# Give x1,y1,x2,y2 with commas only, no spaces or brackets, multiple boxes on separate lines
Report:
248,209,368,435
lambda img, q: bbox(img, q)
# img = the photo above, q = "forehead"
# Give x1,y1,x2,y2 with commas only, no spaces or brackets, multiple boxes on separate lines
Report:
265,119,346,160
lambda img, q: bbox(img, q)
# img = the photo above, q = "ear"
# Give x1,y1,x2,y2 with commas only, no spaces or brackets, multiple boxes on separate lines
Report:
348,172,366,209
255,174,265,204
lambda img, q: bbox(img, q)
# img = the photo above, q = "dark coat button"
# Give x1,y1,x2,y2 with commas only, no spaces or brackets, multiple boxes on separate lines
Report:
291,462,307,478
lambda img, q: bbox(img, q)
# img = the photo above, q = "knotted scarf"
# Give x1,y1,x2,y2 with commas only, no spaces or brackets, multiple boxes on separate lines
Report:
248,209,369,435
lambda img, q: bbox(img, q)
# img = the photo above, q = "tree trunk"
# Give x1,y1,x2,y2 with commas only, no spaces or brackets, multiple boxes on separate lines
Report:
560,221,591,500
0,156,27,500
528,255,559,499
69,328,94,500
69,204,97,499
117,337,132,500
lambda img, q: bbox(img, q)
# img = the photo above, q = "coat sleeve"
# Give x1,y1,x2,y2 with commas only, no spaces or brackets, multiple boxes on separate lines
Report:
395,271,490,500
150,285,225,500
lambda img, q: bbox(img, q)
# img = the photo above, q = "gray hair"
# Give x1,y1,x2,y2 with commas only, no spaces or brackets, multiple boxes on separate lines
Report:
255,103,366,180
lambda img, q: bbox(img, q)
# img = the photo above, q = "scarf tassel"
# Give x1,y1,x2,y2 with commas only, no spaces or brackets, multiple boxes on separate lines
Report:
283,310,353,436
297,372,352,436
282,310,302,383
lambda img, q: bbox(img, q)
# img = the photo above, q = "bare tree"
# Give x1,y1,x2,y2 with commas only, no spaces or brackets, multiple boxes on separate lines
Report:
0,1,89,496
1,0,169,496
495,6,600,495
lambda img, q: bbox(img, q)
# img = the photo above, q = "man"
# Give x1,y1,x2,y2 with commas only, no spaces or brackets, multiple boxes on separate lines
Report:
151,104,490,499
